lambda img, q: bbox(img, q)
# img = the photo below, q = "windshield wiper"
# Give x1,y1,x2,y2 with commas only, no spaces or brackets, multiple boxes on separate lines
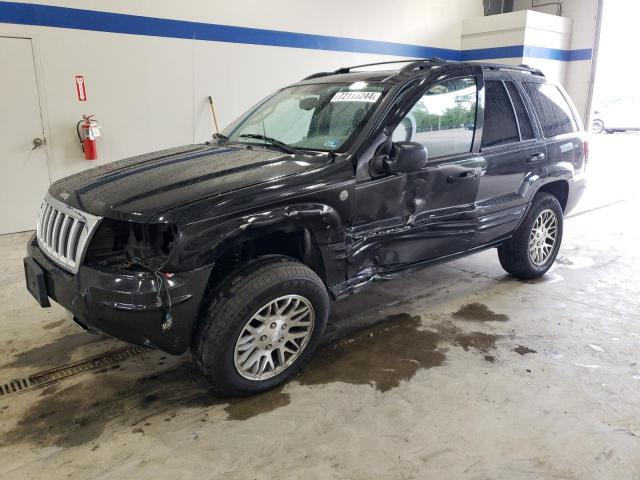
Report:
238,133,301,155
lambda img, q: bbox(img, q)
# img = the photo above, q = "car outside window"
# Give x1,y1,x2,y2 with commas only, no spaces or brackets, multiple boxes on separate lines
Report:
481,80,520,148
505,81,535,140
392,77,477,158
523,83,577,137
224,82,388,152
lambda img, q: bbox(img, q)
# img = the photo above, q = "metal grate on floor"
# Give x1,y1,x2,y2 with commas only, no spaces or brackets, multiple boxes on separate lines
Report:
0,344,148,398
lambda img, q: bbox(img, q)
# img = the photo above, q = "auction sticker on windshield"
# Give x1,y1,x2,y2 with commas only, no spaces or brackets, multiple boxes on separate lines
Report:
331,91,381,102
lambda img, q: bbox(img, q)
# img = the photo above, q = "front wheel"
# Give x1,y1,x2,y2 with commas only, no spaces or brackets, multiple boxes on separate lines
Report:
192,256,329,396
498,192,563,279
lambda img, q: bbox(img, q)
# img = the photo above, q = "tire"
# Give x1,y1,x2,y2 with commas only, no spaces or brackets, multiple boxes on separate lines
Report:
498,192,563,280
192,255,329,396
591,119,604,134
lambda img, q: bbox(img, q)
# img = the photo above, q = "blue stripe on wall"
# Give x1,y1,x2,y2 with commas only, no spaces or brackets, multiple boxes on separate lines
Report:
461,45,526,61
0,1,591,62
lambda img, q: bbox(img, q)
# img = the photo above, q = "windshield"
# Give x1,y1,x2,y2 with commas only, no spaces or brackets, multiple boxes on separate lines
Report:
223,82,388,152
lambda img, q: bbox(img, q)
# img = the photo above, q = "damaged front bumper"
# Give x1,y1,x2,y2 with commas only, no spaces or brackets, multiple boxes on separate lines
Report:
24,234,212,355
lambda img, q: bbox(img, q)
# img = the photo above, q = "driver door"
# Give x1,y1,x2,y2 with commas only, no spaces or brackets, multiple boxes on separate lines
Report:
348,73,484,281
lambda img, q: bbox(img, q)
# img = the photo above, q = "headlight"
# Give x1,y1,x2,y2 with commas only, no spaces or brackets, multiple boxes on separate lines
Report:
84,218,178,272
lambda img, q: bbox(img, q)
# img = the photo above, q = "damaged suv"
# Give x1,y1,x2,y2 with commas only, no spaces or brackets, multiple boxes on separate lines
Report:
24,59,586,395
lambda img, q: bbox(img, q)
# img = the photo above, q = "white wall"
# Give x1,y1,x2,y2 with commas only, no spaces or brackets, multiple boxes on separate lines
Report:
0,0,483,181
513,0,600,120
461,9,572,86
1,0,599,184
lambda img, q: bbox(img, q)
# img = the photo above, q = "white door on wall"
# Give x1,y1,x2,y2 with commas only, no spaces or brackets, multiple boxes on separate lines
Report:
0,37,51,235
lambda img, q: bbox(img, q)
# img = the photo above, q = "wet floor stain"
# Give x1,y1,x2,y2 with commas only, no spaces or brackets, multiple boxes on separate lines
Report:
556,255,595,269
299,313,502,392
1,308,510,448
452,303,509,322
512,346,537,355
38,384,59,397
42,319,66,330
2,333,107,369
456,332,500,353
299,314,446,392
0,362,291,448
224,386,290,421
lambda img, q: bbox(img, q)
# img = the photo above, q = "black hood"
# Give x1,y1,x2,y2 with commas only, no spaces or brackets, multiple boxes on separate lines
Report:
49,144,328,221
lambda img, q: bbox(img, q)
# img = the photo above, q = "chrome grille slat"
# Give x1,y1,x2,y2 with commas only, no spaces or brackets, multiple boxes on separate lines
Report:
67,219,83,263
36,194,102,274
41,205,52,244
36,203,46,240
46,209,57,246
59,216,73,259
52,213,64,255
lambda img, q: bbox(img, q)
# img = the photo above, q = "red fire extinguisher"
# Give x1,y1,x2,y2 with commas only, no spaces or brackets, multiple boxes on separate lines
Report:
76,115,100,160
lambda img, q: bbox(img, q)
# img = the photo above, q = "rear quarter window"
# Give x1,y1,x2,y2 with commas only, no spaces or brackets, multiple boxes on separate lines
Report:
523,83,577,137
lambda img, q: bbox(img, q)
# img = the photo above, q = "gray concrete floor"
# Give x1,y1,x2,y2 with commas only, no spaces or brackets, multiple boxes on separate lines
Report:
1,134,639,479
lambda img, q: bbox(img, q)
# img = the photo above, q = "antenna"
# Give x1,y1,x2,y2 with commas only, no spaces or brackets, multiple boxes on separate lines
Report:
208,96,220,134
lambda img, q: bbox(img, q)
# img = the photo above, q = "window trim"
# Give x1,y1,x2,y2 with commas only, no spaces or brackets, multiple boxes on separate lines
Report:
480,79,521,151
503,80,523,142
503,79,537,143
395,75,479,162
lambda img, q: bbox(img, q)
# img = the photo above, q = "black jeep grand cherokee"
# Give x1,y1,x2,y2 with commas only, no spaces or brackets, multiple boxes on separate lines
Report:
24,59,586,395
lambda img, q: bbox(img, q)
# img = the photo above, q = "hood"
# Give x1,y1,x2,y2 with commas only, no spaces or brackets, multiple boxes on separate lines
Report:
49,144,328,221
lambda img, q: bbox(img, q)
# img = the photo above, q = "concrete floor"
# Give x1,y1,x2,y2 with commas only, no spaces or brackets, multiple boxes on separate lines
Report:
1,134,639,479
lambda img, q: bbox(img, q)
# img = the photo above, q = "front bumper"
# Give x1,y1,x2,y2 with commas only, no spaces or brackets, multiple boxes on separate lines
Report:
25,234,212,355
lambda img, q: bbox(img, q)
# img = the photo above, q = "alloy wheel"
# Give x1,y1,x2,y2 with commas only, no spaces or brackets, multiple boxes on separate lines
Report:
233,295,315,380
529,208,558,266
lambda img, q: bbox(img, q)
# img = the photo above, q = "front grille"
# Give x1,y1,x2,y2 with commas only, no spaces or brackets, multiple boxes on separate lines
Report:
36,194,102,273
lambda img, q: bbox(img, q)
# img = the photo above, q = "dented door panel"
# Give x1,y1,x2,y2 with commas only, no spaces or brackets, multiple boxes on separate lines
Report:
348,154,483,280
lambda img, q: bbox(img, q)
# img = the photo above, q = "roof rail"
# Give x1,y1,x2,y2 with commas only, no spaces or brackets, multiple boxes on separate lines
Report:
301,71,333,81
300,59,545,81
300,58,450,80
399,57,452,73
481,63,545,77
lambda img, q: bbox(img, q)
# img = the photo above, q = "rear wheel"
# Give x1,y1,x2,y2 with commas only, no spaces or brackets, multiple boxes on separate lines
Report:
192,256,329,396
591,119,604,134
498,192,563,279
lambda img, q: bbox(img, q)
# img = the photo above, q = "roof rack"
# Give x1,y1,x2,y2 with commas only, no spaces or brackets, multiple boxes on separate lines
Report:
301,59,545,81
300,58,451,81
481,63,545,77
398,58,452,73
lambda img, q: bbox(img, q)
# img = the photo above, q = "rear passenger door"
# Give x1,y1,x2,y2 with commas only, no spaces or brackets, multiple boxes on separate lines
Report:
472,72,547,247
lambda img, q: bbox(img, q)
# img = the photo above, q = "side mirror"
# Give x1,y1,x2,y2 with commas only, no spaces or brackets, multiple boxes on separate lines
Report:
372,142,427,175
391,142,427,172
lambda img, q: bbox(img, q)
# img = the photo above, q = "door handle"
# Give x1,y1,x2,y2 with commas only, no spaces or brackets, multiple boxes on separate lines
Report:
526,152,545,163
447,170,477,183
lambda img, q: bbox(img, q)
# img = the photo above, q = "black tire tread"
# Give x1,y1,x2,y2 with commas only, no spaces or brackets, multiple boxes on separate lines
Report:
498,192,563,280
192,255,327,396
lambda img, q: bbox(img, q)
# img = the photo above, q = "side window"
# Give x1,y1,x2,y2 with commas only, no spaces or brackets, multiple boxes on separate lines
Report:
523,82,577,137
505,82,535,140
392,77,477,158
481,80,519,148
